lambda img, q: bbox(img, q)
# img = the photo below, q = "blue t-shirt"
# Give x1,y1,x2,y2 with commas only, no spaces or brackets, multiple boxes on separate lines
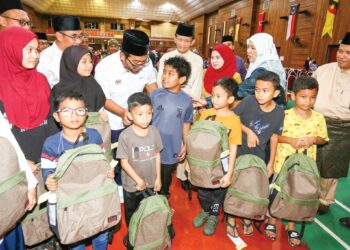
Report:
150,88,193,164
41,127,103,182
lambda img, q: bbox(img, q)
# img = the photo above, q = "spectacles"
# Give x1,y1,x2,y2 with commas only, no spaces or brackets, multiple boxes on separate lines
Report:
59,31,83,40
1,16,33,28
56,108,87,116
126,56,150,69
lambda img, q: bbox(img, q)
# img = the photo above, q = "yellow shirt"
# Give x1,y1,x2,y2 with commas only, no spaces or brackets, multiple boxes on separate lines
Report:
199,108,242,146
274,109,329,173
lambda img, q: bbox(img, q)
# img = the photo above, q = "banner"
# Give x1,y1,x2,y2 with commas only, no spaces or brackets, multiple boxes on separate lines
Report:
234,17,241,42
257,12,265,33
321,0,340,38
286,4,300,40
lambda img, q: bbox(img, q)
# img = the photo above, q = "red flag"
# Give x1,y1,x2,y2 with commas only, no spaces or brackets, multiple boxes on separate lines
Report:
286,4,300,40
257,12,265,33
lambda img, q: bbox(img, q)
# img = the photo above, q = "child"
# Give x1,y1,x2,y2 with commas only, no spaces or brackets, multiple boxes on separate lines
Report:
188,77,242,236
150,56,194,197
116,92,163,227
265,76,328,247
41,91,114,249
229,71,285,237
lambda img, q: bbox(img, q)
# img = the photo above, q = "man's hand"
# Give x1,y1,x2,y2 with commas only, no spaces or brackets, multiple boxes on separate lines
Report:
122,109,131,126
192,98,207,108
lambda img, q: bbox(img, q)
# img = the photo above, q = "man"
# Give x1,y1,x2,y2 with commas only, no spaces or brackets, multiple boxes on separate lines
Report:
107,38,120,55
0,0,32,31
222,35,247,80
35,32,49,52
95,29,157,185
37,15,82,88
313,32,350,220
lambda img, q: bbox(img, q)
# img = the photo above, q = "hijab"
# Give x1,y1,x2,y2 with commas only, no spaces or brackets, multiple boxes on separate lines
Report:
0,27,50,129
204,44,237,94
52,45,106,111
245,33,287,90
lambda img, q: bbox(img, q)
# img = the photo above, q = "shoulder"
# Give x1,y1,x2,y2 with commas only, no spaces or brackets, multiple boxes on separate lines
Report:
316,62,337,72
150,88,163,98
311,110,326,121
96,53,118,71
42,132,60,153
149,125,161,135
119,126,133,140
272,104,285,117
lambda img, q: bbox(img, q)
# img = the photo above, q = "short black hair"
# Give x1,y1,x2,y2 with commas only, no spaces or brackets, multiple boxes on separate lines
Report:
164,56,191,84
213,77,239,98
293,76,319,93
54,91,86,111
127,92,152,112
255,71,281,90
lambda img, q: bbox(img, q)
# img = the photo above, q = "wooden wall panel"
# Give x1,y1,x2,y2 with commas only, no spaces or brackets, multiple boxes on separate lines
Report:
189,15,206,57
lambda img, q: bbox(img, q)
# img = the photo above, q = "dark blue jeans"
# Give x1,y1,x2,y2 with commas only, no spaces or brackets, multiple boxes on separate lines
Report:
111,129,125,185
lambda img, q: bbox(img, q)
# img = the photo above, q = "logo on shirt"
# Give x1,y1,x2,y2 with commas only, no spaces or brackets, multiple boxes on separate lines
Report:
176,107,183,118
249,120,270,135
132,145,156,161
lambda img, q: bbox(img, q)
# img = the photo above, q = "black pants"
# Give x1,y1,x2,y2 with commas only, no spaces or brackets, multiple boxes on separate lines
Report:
160,163,177,196
123,189,145,227
197,187,227,216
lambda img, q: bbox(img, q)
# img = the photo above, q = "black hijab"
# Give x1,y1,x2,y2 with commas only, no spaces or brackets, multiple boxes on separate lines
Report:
52,45,106,112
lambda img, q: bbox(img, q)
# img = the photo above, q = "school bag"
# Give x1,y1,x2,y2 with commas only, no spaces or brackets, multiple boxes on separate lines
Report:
127,189,174,250
0,136,28,238
223,154,270,220
48,144,121,245
269,151,320,222
186,116,229,189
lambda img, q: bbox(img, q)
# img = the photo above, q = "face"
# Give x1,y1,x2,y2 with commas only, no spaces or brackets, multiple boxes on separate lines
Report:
57,30,83,49
247,41,257,63
210,50,225,70
222,41,234,50
108,44,119,54
77,53,93,77
38,39,49,52
0,9,32,30
22,38,39,69
174,35,194,54
128,104,152,129
80,37,89,48
292,88,318,112
120,52,149,74
211,85,234,110
337,44,350,70
161,65,186,91
254,80,279,106
53,98,87,130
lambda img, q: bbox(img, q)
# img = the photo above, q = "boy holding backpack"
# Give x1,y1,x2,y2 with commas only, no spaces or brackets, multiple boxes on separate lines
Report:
265,76,328,247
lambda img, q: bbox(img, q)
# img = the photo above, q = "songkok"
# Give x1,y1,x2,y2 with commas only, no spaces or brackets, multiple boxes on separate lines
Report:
176,23,194,37
53,15,81,32
0,0,24,14
340,32,350,45
222,35,233,43
122,29,149,56
35,32,47,40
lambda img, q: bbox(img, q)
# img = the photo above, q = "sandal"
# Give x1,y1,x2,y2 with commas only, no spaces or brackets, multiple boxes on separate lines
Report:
242,219,254,236
226,216,238,238
287,230,301,247
264,223,277,241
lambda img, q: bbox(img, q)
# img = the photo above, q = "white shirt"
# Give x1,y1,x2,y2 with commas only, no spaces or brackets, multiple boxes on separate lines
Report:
157,49,203,99
0,113,38,189
95,51,157,130
37,42,63,88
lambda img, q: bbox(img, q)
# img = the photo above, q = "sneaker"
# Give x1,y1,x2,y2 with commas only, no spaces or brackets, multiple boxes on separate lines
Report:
204,215,218,236
192,210,209,228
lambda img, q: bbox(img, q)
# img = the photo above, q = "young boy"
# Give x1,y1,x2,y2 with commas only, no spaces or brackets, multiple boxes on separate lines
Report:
41,91,114,249
150,56,193,197
188,78,242,236
265,76,328,247
229,71,285,237
116,92,163,227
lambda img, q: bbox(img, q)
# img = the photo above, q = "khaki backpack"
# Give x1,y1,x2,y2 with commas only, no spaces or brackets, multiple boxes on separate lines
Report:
186,118,229,188
48,144,121,245
269,151,320,221
224,154,269,220
0,136,28,238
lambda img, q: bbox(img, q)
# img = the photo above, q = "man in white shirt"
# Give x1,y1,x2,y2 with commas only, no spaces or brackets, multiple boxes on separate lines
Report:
0,0,32,31
37,15,82,88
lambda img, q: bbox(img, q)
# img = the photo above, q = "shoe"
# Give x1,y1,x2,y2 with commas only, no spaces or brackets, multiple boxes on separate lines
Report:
287,230,301,247
181,180,191,191
264,223,277,241
339,217,350,228
318,204,329,214
203,215,218,236
242,219,254,236
192,210,209,228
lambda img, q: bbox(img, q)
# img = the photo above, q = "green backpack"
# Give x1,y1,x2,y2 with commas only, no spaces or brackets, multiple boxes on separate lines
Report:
269,151,320,222
224,154,270,220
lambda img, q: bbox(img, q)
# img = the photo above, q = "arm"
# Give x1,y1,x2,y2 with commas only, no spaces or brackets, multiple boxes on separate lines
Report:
267,134,279,177
178,122,191,161
144,82,157,94
120,159,146,191
104,99,130,126
220,144,238,188
154,152,162,192
241,124,259,147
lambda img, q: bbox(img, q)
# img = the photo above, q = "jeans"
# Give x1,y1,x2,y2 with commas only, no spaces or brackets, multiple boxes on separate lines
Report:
111,129,124,185
70,231,109,250
0,224,26,250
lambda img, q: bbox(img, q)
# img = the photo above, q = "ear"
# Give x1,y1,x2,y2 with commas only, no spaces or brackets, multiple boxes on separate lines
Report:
179,76,187,85
228,96,235,104
127,111,132,121
273,89,280,98
0,16,6,27
55,32,63,42
291,92,296,101
190,39,196,47
53,112,60,123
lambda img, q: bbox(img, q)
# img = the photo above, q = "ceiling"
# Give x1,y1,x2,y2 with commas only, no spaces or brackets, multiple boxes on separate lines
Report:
22,0,234,22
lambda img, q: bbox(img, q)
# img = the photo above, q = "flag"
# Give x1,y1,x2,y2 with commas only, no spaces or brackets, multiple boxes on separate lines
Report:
234,17,241,42
286,4,300,40
257,12,265,33
321,0,339,38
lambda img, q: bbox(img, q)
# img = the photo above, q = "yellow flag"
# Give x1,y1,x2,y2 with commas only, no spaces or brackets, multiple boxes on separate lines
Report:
321,0,339,38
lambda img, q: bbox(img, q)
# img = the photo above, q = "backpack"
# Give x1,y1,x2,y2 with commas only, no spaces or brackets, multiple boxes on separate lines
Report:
0,136,28,238
186,117,229,188
127,189,174,250
224,154,269,220
48,144,121,245
269,151,320,221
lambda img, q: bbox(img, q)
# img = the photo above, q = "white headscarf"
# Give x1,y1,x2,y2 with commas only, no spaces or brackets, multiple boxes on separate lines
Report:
245,33,287,90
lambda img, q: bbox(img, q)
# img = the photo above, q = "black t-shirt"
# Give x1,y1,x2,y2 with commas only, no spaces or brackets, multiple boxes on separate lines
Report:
233,95,285,161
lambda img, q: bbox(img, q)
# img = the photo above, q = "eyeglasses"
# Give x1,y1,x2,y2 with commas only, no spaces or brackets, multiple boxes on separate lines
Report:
59,31,83,40
1,16,33,28
56,108,87,117
126,56,150,69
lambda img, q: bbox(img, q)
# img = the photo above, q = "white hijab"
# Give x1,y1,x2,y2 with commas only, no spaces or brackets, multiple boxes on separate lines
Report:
246,33,287,90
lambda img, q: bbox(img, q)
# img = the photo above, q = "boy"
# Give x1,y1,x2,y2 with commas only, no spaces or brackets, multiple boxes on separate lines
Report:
41,91,114,249
229,71,285,237
188,78,242,236
116,92,163,227
151,56,193,197
265,76,328,247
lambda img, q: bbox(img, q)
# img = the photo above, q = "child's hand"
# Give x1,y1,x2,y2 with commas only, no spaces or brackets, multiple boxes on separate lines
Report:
106,169,115,179
178,144,187,162
46,174,58,191
28,160,40,175
136,179,147,191
290,138,303,150
26,187,37,211
154,178,161,192
220,173,232,188
247,130,259,148
99,110,109,122
266,162,274,178
184,160,191,173
299,137,316,149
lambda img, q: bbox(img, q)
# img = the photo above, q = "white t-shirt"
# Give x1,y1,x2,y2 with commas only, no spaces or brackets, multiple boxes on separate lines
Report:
95,51,157,130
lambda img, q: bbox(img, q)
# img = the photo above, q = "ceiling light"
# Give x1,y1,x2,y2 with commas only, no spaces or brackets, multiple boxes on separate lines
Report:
130,0,142,8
